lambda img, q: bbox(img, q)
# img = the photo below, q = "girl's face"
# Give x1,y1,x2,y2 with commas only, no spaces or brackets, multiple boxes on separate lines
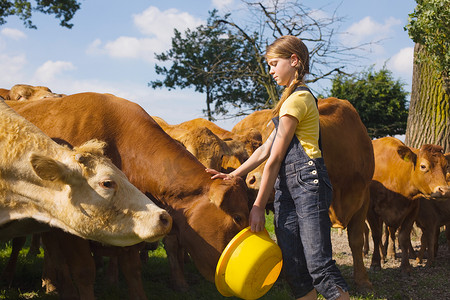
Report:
267,55,298,86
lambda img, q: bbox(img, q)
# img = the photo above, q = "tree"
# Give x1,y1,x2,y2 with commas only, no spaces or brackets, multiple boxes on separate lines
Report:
404,0,449,151
152,1,373,119
328,67,409,138
150,10,269,120
0,0,81,29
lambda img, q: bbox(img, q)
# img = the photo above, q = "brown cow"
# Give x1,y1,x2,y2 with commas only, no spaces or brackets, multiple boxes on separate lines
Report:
2,84,65,101
9,93,250,298
231,98,375,289
367,137,450,275
415,153,450,265
153,116,251,173
152,116,233,171
177,117,263,156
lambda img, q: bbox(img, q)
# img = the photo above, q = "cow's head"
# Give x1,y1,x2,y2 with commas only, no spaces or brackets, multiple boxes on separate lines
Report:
7,84,65,101
30,139,172,246
177,126,225,171
398,144,450,199
180,177,249,282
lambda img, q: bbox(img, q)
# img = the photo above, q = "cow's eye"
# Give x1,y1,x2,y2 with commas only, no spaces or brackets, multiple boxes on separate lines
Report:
420,164,427,171
100,180,116,189
233,215,242,224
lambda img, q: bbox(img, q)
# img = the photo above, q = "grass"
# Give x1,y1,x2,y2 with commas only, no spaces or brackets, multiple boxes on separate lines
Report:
1,215,450,299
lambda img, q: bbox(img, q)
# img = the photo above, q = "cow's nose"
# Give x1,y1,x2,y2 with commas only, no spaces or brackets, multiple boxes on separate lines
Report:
159,211,172,231
247,175,256,186
432,185,450,199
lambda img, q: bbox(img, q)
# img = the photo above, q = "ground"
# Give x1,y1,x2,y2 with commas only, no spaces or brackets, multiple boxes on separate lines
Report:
330,226,450,300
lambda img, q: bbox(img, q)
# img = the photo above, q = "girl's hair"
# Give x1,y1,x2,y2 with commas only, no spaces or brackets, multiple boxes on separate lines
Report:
265,35,310,116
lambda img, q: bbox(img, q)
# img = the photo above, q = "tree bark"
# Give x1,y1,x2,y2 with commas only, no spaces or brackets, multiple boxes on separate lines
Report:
405,43,450,152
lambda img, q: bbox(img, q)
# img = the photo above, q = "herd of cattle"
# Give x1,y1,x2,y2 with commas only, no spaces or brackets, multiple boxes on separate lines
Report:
0,84,449,299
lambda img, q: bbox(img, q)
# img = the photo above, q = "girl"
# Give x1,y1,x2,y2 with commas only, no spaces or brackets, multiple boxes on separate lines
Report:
206,35,349,300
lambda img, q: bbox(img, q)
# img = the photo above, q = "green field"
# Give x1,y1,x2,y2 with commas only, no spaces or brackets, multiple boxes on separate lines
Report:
1,212,449,299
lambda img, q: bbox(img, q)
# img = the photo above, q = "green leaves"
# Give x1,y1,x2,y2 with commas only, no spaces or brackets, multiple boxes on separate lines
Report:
329,67,409,138
405,0,450,78
0,0,81,29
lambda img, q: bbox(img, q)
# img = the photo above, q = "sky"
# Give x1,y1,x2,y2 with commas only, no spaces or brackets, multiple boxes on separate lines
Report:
0,0,417,130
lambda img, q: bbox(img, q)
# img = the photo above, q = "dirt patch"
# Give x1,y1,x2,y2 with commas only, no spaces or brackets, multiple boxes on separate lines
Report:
331,228,450,300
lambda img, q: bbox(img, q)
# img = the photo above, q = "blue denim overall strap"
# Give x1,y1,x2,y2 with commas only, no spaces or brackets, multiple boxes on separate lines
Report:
272,88,348,299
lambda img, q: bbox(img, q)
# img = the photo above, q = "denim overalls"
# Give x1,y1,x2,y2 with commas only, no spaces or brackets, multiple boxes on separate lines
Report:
272,87,349,299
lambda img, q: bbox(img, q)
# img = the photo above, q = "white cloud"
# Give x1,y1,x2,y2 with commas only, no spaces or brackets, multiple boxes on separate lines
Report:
0,53,27,87
212,0,234,10
388,47,414,79
87,6,204,63
344,16,402,47
103,36,164,62
33,60,76,83
86,38,104,55
133,6,204,44
1,28,26,40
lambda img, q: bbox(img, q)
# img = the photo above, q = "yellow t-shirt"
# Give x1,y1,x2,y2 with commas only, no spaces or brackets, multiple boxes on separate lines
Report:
279,89,322,159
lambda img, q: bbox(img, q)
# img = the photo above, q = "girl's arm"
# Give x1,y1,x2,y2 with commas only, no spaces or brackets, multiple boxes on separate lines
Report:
206,128,277,179
250,114,298,232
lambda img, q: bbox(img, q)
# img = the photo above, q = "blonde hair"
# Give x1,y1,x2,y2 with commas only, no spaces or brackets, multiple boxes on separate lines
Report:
265,35,310,117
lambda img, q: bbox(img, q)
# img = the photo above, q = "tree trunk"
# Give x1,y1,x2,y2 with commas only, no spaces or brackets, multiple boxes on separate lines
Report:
206,85,213,121
405,43,450,152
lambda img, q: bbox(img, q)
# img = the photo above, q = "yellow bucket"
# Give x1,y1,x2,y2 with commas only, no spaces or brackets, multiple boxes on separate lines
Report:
215,227,283,300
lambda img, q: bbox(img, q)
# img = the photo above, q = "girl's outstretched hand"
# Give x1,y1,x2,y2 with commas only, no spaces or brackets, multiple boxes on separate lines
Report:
205,168,235,180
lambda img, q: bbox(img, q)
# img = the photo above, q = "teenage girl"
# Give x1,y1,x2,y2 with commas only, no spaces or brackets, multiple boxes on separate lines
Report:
206,35,350,300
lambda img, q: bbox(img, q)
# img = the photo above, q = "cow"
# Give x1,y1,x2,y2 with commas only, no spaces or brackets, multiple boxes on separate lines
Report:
0,99,172,245
176,117,263,156
152,116,251,173
367,137,450,275
1,84,65,101
152,117,233,171
415,153,450,265
231,97,375,289
8,92,250,298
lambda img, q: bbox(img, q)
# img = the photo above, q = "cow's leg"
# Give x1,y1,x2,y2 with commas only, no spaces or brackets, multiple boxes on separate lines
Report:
105,257,119,284
55,232,96,300
362,221,370,256
424,226,437,266
163,234,189,291
398,202,419,275
118,243,147,300
367,202,383,272
347,189,372,289
41,230,78,299
424,225,440,266
1,236,26,287
27,234,41,258
416,227,427,264
386,225,397,260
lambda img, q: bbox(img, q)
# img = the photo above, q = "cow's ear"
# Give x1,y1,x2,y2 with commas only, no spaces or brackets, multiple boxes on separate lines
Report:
397,145,417,165
445,153,450,164
74,139,107,156
30,154,68,182
208,179,228,207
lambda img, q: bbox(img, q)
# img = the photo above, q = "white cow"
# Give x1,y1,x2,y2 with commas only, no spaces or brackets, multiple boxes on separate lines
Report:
0,99,172,246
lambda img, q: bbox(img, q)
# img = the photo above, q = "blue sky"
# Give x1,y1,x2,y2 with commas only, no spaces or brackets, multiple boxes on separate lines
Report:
0,0,417,130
